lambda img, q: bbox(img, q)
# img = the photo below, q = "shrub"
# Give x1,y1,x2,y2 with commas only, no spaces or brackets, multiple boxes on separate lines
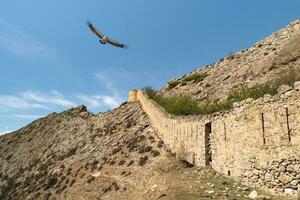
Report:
30,158,40,168
145,88,200,115
5,155,12,161
227,84,277,102
44,177,58,190
0,176,18,199
197,100,233,114
205,83,211,87
23,175,34,187
87,176,95,183
163,96,200,115
192,83,279,115
145,67,300,115
144,86,156,99
227,51,235,60
64,147,77,159
273,67,300,88
181,73,209,83
226,67,300,104
167,80,181,90
166,73,209,90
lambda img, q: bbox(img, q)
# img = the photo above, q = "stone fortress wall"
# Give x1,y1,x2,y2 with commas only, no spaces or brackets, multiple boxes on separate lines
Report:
128,83,300,196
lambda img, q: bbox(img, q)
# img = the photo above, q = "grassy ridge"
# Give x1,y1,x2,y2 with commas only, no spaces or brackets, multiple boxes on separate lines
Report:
167,73,209,90
146,67,300,115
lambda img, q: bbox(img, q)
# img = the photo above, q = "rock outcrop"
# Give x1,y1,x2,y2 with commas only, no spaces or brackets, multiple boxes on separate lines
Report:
161,19,300,102
0,103,164,199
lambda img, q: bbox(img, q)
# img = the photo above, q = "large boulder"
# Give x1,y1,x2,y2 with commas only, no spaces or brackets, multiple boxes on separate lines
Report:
248,190,258,199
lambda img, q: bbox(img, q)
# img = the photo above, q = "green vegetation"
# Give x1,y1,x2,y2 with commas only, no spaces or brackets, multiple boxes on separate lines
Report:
145,87,201,115
181,73,209,83
31,158,40,166
273,67,300,87
64,147,77,159
5,154,12,161
227,51,235,60
167,80,181,90
0,173,19,199
45,177,58,190
145,67,300,115
167,73,209,90
227,84,277,103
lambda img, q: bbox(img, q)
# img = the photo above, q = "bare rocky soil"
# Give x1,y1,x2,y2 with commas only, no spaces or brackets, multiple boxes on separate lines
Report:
0,103,159,199
161,19,300,102
0,103,292,200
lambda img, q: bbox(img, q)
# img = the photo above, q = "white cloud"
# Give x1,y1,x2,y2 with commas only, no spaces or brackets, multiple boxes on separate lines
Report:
76,94,123,109
0,90,76,110
0,95,47,109
22,90,76,107
0,90,125,135
95,95,122,108
0,17,57,60
14,114,43,119
0,89,124,113
92,69,128,108
75,94,101,108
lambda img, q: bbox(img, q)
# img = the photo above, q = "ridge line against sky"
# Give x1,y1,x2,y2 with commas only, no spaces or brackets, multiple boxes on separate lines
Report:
0,0,299,134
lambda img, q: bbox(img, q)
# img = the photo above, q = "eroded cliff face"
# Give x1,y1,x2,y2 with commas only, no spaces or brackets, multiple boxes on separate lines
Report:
161,19,300,102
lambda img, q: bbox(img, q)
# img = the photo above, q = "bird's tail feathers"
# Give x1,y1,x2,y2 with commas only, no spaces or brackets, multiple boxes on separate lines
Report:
123,44,129,49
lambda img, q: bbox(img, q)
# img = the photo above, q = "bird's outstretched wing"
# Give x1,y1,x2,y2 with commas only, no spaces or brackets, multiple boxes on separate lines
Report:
86,21,104,39
107,37,127,48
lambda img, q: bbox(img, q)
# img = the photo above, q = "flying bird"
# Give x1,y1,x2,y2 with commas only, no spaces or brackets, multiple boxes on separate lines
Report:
86,21,127,49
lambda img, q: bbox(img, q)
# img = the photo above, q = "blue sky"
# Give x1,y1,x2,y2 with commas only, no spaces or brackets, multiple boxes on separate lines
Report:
0,0,299,134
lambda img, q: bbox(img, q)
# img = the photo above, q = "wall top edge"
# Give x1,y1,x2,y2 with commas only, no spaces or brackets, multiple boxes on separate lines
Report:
136,84,300,122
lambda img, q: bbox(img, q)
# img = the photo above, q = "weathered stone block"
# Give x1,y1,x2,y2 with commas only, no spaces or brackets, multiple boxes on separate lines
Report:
294,81,300,91
279,172,292,184
135,89,300,196
284,188,296,195
290,180,299,186
277,85,292,94
265,173,275,182
263,94,272,102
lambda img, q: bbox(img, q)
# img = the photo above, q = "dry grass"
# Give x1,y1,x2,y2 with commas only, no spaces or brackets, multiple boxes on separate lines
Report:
167,73,209,90
146,67,300,115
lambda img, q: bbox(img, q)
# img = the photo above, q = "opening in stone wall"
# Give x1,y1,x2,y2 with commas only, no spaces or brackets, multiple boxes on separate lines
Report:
205,122,212,166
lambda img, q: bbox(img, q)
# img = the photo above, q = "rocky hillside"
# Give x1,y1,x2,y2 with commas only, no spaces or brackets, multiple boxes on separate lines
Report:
0,103,286,200
2,19,300,200
0,103,165,200
161,19,300,102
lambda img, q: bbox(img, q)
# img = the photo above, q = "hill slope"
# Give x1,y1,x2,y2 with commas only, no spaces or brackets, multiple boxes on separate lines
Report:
0,103,165,199
2,19,300,200
0,103,286,200
161,19,300,102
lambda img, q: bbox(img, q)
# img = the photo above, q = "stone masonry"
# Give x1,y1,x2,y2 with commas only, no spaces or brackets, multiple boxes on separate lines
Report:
130,82,300,197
